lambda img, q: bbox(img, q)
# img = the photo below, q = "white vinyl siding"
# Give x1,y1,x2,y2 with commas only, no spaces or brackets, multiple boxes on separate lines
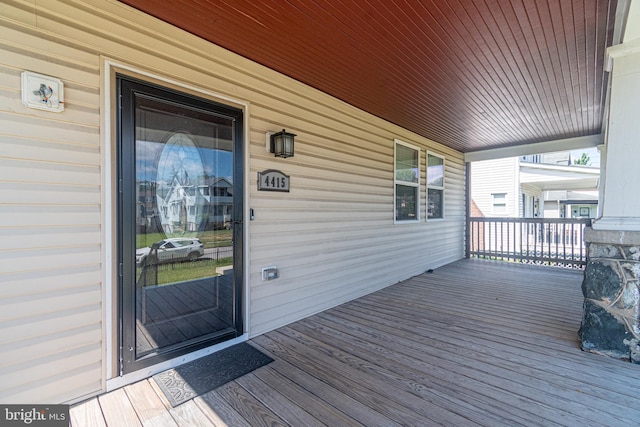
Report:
0,0,466,402
0,4,102,403
470,157,519,217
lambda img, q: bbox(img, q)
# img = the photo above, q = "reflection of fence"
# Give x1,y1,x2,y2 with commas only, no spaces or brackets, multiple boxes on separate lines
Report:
138,246,233,287
208,246,233,263
148,254,233,271
467,217,591,268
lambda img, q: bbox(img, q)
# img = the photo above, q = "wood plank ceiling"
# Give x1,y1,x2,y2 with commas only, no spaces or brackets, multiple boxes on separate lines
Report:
119,0,618,153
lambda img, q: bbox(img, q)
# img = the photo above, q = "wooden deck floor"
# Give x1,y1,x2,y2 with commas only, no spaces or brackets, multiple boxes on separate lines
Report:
71,259,640,426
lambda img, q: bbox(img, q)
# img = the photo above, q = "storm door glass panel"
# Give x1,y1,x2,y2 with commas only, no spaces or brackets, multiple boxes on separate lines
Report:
119,77,243,373
134,102,234,358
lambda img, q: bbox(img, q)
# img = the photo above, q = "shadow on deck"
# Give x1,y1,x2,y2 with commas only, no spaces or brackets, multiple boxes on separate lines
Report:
71,259,640,426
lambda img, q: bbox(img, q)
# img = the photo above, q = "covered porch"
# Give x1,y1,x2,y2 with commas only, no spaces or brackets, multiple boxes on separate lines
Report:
3,0,640,410
71,259,640,426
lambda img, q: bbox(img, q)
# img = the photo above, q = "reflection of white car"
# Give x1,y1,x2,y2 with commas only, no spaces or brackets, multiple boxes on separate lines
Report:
136,238,204,266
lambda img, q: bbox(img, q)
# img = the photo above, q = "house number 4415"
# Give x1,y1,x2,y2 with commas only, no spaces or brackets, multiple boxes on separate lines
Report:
257,170,290,192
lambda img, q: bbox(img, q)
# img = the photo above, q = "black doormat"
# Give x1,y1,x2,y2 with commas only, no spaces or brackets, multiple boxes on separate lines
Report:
153,342,273,407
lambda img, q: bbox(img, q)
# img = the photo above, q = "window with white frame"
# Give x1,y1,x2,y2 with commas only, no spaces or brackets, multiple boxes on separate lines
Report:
427,152,445,219
492,192,507,214
394,140,420,222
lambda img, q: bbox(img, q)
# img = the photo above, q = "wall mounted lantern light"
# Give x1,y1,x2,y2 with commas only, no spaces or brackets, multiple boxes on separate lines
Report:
269,129,296,158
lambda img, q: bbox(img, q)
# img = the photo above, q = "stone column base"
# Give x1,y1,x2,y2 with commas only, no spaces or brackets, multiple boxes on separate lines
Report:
579,227,640,363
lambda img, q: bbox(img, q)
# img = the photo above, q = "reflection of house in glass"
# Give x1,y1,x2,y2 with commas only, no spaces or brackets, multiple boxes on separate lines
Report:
137,177,233,234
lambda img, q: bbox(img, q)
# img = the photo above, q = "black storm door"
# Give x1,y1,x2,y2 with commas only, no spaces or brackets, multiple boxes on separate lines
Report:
117,76,244,374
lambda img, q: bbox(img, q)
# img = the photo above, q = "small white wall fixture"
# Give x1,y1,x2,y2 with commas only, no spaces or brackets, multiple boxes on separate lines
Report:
21,71,64,112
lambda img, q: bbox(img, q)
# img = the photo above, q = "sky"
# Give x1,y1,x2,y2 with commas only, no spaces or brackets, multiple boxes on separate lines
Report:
570,146,600,167
137,139,233,183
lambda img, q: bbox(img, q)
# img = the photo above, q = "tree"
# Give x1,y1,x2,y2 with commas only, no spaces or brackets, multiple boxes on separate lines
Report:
573,152,591,166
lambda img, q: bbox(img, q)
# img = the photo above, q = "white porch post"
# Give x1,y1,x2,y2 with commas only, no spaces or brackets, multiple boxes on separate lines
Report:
593,40,640,230
579,4,640,363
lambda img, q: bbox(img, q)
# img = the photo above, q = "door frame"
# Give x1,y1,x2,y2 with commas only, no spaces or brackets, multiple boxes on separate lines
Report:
103,61,251,388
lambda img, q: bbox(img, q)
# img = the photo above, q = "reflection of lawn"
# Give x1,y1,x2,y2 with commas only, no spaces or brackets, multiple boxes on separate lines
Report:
137,257,233,286
137,229,232,249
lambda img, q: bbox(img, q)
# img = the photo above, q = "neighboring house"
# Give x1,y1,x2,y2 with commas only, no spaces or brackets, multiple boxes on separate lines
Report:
153,176,233,233
470,152,599,219
470,157,522,217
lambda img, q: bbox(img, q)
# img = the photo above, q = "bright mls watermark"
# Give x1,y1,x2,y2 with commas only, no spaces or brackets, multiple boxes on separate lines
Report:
1,405,69,426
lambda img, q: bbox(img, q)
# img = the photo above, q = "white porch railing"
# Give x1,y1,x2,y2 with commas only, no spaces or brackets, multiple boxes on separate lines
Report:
467,217,592,268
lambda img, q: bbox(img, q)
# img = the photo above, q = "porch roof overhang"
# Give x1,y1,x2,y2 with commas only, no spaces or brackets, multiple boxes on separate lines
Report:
119,0,625,156
520,162,600,191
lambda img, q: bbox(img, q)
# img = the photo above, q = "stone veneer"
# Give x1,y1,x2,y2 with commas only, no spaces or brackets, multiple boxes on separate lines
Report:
579,227,640,363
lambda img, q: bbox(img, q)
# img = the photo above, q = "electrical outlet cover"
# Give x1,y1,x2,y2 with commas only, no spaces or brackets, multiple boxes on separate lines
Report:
261,266,278,281
21,71,64,112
